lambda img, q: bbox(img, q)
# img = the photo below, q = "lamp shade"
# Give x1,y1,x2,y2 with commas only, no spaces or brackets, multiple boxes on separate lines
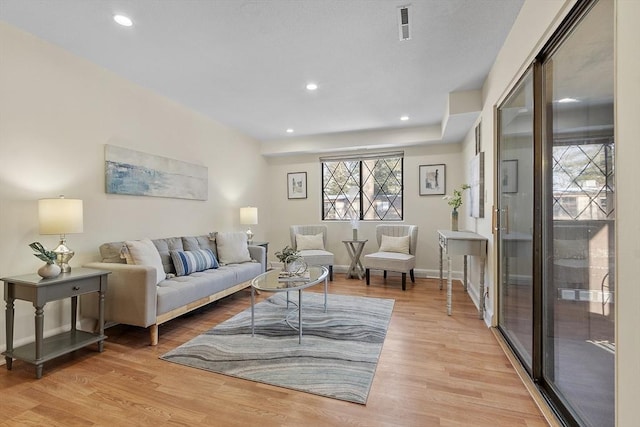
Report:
38,197,84,235
240,206,258,225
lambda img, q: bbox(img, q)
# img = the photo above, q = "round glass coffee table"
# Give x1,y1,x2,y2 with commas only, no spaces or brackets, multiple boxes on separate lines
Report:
250,266,329,343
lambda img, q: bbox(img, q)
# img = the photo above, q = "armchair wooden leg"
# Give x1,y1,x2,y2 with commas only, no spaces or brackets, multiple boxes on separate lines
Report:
366,268,370,285
401,273,406,291
410,269,415,282
329,265,333,281
383,270,387,279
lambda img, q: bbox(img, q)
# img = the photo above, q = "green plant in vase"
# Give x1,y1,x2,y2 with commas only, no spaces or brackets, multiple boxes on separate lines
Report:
29,241,61,278
274,245,306,276
443,184,470,231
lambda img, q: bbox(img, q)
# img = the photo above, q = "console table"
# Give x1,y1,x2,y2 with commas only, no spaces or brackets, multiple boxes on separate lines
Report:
2,268,109,378
437,230,488,318
342,239,368,279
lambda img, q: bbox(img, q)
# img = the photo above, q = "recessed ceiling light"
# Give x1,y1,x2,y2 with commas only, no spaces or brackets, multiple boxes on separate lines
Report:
400,115,409,121
113,14,133,27
306,83,318,91
558,97,578,103
286,128,294,133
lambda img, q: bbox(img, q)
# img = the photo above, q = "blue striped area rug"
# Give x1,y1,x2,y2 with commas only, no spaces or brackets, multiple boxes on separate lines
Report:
160,293,394,404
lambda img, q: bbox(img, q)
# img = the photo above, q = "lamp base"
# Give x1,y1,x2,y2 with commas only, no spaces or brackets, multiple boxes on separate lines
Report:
53,239,74,273
246,229,254,244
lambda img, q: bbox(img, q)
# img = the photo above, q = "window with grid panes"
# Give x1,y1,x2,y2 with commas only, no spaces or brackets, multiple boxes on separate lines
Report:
321,152,403,221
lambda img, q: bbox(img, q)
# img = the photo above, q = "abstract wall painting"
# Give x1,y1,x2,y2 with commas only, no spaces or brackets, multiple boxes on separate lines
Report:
419,164,446,196
105,144,208,200
469,152,485,218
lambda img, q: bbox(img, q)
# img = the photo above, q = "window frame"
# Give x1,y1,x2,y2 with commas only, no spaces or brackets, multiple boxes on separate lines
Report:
320,152,404,222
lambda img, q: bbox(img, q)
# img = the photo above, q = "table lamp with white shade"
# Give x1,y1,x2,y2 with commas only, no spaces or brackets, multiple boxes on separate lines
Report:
240,206,258,244
38,195,83,273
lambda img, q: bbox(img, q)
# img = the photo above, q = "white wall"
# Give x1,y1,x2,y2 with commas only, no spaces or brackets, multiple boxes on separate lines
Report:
0,22,268,352
264,143,465,277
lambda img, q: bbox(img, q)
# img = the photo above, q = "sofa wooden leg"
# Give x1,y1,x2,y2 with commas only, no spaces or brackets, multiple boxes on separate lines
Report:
329,265,333,281
366,269,370,285
150,324,159,346
410,269,415,282
402,273,406,291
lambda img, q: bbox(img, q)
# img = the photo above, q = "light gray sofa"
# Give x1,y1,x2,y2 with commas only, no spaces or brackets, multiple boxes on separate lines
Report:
80,234,265,345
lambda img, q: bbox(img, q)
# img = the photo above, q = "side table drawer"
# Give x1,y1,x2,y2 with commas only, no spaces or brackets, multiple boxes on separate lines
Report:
42,275,102,301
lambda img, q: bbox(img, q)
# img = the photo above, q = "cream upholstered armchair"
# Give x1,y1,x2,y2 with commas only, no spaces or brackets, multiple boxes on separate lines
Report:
290,225,334,281
363,225,418,291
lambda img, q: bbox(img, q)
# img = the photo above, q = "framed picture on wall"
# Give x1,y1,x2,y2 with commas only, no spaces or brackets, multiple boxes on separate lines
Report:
469,152,485,218
287,172,307,199
419,164,446,195
501,159,518,193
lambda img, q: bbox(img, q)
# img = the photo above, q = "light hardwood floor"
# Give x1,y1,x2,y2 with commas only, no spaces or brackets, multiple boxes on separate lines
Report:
1,275,548,426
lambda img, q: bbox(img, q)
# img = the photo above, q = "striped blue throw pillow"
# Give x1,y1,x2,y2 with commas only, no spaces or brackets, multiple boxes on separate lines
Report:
170,249,219,276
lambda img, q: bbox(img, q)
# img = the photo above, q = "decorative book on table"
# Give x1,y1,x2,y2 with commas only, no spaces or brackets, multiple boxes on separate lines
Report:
277,270,311,282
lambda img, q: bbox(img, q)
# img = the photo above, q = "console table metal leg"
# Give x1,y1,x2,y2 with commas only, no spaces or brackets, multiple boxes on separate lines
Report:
446,256,452,316
324,277,328,312
298,290,302,344
250,286,255,337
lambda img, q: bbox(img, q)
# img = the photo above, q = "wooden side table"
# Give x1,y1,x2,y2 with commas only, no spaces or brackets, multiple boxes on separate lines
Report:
342,239,368,279
2,267,109,378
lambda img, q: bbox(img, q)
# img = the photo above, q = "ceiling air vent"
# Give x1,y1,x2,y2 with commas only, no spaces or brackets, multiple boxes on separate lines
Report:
398,5,411,41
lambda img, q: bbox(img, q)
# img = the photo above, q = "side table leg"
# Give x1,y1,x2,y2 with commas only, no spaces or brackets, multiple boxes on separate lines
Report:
479,256,486,319
98,289,105,352
463,255,468,292
35,304,44,379
71,295,78,333
447,256,452,316
439,244,444,290
5,297,14,370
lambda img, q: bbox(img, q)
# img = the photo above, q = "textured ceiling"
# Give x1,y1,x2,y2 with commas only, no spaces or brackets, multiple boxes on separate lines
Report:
0,0,524,143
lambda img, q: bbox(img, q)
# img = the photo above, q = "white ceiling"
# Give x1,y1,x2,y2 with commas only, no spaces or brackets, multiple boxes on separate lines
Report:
0,0,524,146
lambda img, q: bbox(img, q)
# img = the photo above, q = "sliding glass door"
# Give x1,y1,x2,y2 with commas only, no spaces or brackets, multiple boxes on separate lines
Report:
497,1,614,425
541,0,615,424
497,70,534,371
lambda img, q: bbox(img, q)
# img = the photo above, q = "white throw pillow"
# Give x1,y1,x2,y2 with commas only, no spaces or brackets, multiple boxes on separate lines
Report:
216,232,252,264
296,233,325,251
123,238,166,284
379,234,410,254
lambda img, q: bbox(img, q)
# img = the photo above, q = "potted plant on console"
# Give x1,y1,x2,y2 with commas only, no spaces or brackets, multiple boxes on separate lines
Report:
29,241,61,278
443,184,470,231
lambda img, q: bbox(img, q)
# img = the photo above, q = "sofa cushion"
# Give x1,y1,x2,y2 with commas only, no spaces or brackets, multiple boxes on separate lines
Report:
182,235,218,258
379,234,410,254
99,241,127,263
123,238,166,284
170,249,219,276
152,237,184,274
296,233,325,250
216,232,252,264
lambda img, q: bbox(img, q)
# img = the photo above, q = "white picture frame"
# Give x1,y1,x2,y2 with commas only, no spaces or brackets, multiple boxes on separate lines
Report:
419,164,446,196
287,172,307,199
